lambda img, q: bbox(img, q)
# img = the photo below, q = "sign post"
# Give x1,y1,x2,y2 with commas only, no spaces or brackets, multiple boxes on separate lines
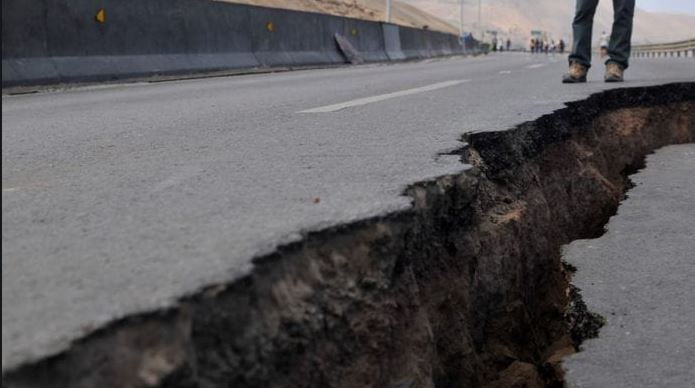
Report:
386,0,392,23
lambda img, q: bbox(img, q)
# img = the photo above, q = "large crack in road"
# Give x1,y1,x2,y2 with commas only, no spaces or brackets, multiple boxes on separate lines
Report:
3,83,694,388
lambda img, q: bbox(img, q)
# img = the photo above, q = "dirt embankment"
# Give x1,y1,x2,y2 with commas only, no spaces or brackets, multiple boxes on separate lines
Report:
217,0,459,35
3,83,694,388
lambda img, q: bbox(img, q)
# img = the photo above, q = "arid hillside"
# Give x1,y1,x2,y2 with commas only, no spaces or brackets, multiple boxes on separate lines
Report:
219,0,459,34
404,0,695,45
219,0,695,45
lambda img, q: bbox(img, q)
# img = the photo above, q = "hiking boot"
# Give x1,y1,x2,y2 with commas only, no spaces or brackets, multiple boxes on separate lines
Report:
604,62,625,82
562,62,588,83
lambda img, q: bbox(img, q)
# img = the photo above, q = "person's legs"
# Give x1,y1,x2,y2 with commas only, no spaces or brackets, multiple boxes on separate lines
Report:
607,0,635,69
569,0,600,68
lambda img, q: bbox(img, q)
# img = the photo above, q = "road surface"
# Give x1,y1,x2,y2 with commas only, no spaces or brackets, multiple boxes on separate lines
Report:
563,144,695,387
2,53,694,370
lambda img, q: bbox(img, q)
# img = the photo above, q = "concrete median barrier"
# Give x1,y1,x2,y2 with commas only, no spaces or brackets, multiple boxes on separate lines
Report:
2,0,261,86
428,30,455,57
382,23,406,61
249,6,343,67
340,19,389,62
2,0,465,87
397,26,464,59
399,26,431,59
1,0,59,85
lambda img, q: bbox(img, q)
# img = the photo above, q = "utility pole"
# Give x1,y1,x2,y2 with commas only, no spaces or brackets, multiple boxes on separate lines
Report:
386,0,392,23
478,0,482,41
459,0,464,38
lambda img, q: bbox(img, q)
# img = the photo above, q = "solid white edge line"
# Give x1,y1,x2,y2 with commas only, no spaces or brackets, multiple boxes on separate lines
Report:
298,79,470,113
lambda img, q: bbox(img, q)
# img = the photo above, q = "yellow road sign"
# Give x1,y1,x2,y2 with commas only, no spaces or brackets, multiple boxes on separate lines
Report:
95,9,105,24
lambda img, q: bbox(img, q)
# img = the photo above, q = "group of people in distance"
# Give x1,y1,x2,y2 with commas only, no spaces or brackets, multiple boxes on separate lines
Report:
490,37,512,52
530,38,566,55
475,0,634,83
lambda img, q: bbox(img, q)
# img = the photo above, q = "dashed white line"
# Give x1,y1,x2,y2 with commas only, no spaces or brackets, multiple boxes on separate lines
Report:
499,70,512,74
298,79,470,113
526,63,547,69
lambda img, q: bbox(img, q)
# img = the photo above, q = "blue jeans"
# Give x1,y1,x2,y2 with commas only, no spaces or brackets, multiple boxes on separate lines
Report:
569,0,635,69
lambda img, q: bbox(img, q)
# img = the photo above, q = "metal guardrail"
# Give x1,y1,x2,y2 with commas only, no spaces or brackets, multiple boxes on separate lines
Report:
632,38,695,58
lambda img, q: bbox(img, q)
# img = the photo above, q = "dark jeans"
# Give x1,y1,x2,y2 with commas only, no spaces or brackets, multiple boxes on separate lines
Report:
569,0,635,69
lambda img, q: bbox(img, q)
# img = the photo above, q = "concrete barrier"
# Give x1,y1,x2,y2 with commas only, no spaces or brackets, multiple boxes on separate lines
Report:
249,6,342,67
382,23,406,61
429,30,457,56
1,0,58,85
341,19,389,62
398,26,465,59
3,0,262,86
399,26,431,59
2,0,466,87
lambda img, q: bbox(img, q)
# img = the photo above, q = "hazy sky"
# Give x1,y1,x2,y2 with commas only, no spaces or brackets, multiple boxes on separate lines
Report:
639,0,695,15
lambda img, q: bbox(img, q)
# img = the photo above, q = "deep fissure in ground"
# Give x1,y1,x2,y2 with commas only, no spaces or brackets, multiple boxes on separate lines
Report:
4,83,694,388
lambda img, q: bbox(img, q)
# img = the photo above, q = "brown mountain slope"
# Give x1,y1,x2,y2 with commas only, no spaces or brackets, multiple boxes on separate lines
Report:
219,0,459,34
403,0,695,44
218,0,695,45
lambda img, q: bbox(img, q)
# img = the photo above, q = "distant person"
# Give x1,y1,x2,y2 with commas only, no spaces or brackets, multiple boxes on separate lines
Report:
535,39,542,54
544,42,549,54
599,31,609,58
530,39,535,53
466,33,477,51
507,39,511,51
563,0,635,83
559,39,566,54
492,37,498,52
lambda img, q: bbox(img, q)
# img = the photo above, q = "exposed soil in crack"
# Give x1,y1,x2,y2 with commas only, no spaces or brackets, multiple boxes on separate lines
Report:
3,83,694,388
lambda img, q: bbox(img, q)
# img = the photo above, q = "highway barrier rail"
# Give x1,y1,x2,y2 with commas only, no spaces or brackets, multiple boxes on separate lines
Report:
632,38,695,58
1,0,478,88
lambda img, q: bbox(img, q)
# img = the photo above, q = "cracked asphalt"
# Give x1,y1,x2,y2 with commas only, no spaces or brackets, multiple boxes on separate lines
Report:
563,144,695,388
2,53,694,370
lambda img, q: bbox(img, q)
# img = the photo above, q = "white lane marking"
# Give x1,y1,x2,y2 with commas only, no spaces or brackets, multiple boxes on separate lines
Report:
298,80,470,113
526,63,547,69
499,70,512,74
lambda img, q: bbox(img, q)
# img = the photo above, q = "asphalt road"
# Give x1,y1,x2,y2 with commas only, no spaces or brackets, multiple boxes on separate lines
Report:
2,53,694,370
563,144,695,387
